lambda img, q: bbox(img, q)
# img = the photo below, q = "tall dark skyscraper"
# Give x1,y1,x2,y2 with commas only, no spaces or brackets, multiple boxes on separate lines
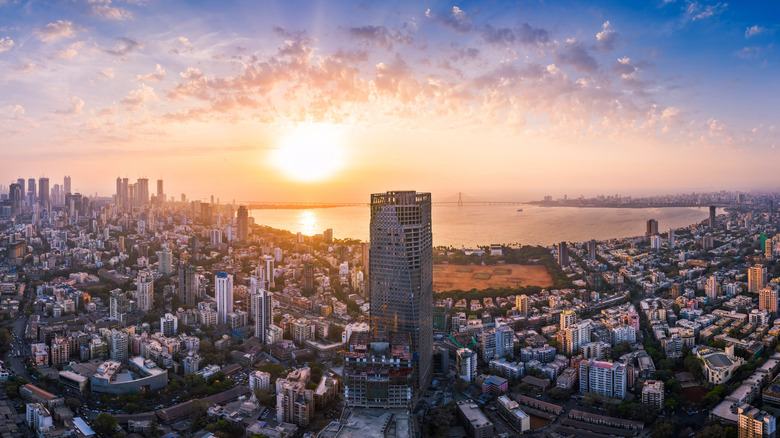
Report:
16,179,25,207
38,177,49,209
63,175,71,195
369,190,433,394
27,178,36,207
646,219,659,236
156,179,164,205
709,205,716,228
558,241,569,267
237,205,248,242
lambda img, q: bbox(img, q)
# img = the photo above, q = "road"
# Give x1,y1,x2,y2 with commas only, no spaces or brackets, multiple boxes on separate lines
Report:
7,315,31,381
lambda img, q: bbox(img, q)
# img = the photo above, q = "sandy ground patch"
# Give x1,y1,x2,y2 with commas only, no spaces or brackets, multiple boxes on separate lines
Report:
433,264,553,292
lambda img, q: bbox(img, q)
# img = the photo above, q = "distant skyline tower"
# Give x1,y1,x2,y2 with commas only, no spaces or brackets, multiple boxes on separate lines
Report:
237,205,248,242
38,177,49,210
215,272,233,325
516,294,529,317
64,175,71,195
369,190,433,394
668,228,676,248
16,178,25,207
136,178,149,206
8,183,22,217
709,205,716,228
156,179,164,203
121,178,129,210
27,178,36,206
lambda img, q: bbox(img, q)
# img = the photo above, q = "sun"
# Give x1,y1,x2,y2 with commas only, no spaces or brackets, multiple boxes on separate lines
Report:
272,123,347,183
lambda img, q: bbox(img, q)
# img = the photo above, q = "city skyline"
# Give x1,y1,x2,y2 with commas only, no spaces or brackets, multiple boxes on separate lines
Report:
1,1,778,201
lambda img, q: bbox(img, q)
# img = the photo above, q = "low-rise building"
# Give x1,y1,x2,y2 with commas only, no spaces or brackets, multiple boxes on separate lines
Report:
641,380,664,408
457,401,494,438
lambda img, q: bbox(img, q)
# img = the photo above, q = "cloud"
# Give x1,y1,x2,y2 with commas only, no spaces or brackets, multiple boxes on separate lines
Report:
554,39,599,73
121,84,158,110
347,25,393,49
168,36,193,55
480,23,549,46
745,25,766,38
734,46,761,59
0,37,13,53
137,64,166,82
34,20,76,42
52,96,85,116
427,6,472,34
104,37,144,59
611,57,637,78
57,41,84,59
685,1,726,21
91,3,133,21
595,21,617,52
101,68,115,79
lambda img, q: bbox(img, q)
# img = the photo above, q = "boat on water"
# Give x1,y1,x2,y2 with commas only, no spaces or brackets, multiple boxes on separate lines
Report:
516,208,523,212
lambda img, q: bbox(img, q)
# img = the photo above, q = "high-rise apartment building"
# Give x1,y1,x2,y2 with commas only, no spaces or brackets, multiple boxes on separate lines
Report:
560,310,577,330
136,271,154,312
302,262,315,292
157,248,172,275
587,239,597,260
749,265,767,293
161,313,178,336
251,287,272,343
706,275,719,301
646,219,658,236
641,380,665,408
237,206,248,242
516,294,529,317
215,272,233,325
738,404,776,438
579,358,627,399
50,336,70,367
109,289,128,323
263,255,275,289
457,348,477,382
369,191,433,394
563,320,593,354
63,175,71,195
760,287,778,315
179,265,201,306
557,241,569,267
110,330,128,363
668,228,675,248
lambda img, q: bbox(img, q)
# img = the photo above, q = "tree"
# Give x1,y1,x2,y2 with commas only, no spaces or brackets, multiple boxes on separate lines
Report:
253,388,275,408
649,419,677,438
93,413,118,436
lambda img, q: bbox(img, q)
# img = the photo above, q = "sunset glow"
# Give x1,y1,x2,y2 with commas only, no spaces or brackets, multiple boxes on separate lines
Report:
272,124,347,183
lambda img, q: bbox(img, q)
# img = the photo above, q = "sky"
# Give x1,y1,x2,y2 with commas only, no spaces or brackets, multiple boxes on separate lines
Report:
0,0,778,202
